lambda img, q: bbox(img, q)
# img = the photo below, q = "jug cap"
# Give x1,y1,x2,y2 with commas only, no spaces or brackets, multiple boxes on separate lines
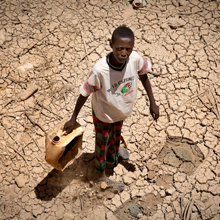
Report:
52,136,60,144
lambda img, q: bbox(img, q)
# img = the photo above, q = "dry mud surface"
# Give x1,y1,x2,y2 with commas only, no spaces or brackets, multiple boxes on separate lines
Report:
0,0,220,219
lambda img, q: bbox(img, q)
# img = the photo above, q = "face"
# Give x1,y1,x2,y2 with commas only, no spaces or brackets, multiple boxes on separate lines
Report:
110,37,134,66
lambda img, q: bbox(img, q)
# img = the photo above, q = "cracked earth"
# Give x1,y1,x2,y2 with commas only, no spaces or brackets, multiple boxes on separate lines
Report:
0,0,220,219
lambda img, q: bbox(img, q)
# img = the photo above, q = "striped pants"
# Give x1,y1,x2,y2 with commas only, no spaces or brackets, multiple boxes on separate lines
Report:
92,110,123,173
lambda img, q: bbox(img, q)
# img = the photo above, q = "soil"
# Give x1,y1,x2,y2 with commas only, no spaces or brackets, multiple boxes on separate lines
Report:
0,0,220,219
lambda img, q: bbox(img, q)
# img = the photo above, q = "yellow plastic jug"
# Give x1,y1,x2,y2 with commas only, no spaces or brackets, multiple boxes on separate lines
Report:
45,120,84,171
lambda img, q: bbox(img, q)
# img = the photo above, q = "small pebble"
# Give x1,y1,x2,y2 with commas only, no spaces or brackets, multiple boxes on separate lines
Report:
89,181,94,187
101,181,107,190
137,212,143,219
15,175,26,188
97,193,103,199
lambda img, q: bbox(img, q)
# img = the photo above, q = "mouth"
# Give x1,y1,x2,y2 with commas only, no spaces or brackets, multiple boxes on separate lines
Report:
118,58,127,63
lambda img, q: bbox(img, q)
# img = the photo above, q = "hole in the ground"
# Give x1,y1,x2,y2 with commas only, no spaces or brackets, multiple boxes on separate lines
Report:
157,137,204,175
114,193,162,219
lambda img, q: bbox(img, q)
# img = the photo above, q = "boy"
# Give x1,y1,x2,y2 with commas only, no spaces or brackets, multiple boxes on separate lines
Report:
63,26,159,187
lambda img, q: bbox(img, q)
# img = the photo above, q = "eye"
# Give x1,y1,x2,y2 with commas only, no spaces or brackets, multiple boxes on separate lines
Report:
116,47,122,51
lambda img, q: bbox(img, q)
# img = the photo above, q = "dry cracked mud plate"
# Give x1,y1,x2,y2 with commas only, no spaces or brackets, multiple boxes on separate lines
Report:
158,137,204,175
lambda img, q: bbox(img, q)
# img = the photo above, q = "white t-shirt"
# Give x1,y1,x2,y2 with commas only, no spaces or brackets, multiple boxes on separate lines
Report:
80,51,151,123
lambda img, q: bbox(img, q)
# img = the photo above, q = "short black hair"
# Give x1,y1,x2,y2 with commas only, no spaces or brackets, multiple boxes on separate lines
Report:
111,26,134,44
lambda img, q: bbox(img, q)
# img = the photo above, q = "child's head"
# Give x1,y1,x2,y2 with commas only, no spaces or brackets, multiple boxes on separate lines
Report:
110,26,134,65
111,26,134,45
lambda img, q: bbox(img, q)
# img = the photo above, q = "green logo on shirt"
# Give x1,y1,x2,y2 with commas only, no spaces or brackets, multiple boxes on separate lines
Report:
121,83,132,94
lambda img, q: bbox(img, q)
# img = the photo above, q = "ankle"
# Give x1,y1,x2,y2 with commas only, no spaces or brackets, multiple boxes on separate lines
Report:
93,171,106,182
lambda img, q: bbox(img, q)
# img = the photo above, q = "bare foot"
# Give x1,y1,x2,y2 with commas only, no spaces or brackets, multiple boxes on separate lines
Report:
92,171,107,182
89,171,125,192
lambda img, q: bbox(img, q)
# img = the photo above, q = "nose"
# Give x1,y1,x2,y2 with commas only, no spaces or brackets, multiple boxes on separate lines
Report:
121,49,127,57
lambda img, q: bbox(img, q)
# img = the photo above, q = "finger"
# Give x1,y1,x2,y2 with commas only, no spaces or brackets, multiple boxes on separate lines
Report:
150,110,154,117
63,124,67,131
61,131,66,136
66,128,71,134
66,126,74,135
154,113,159,120
62,126,67,135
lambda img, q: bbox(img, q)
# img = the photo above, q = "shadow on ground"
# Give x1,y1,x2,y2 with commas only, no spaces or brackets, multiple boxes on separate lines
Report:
35,152,95,201
35,151,136,201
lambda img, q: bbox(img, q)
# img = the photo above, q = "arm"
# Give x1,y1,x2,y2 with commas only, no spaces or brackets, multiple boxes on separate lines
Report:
63,94,88,134
139,74,159,120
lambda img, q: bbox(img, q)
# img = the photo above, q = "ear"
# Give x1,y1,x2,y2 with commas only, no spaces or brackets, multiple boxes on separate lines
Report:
110,40,113,48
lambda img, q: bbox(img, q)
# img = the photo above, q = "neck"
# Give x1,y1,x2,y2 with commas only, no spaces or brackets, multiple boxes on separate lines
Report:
109,53,124,68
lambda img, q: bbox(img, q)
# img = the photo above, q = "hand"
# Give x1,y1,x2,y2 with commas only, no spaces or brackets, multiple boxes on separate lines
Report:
150,103,159,121
63,119,76,135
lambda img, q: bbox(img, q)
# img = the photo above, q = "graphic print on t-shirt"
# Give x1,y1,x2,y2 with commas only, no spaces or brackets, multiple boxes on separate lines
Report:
107,76,134,97
121,83,132,94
